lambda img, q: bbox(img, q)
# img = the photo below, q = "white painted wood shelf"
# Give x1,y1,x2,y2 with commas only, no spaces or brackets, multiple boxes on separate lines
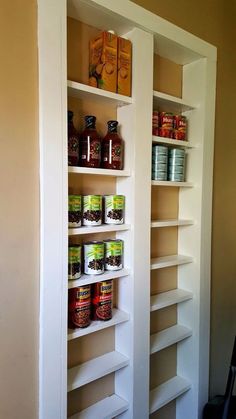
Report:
150,376,191,414
151,180,193,187
151,254,193,270
150,289,193,311
67,351,129,392
69,224,131,235
67,80,133,107
68,268,130,288
151,219,194,228
152,135,194,148
150,324,192,354
68,394,129,419
68,309,129,340
68,166,131,177
153,90,196,113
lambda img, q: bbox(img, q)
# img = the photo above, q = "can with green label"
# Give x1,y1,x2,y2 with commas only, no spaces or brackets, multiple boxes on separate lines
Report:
84,241,104,275
68,245,82,280
83,195,102,226
68,195,82,228
104,195,125,225
104,239,123,271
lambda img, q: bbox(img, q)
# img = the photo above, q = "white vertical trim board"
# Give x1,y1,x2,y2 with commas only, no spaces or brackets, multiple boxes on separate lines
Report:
38,1,67,418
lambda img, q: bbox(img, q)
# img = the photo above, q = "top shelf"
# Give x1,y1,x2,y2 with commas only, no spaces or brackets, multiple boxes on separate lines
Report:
153,90,196,113
68,80,133,107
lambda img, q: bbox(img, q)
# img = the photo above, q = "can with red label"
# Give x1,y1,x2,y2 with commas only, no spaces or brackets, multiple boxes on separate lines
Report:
159,112,174,138
92,280,113,321
68,285,91,329
152,111,159,136
173,115,187,141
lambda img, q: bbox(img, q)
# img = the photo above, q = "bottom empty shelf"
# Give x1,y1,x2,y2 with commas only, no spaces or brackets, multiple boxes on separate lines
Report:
68,350,129,392
69,394,129,419
150,375,191,414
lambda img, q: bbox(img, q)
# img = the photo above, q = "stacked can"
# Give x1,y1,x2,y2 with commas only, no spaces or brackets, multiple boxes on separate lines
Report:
168,148,186,182
152,145,168,181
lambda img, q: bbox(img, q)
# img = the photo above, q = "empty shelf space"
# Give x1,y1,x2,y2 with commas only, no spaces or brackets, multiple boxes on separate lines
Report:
150,289,193,311
68,166,131,177
67,80,133,107
151,254,193,270
153,90,196,113
152,135,194,148
151,180,193,187
69,224,131,235
68,394,129,419
150,324,192,354
68,268,130,288
68,309,129,340
68,350,129,392
151,219,194,228
150,375,191,414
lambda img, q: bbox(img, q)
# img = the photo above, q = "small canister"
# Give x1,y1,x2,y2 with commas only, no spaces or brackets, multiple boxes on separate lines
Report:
104,195,125,225
104,239,123,271
68,195,82,228
84,241,104,275
92,280,113,321
159,112,174,138
68,286,91,328
152,171,167,181
152,111,159,136
82,195,102,226
173,115,187,141
68,245,82,280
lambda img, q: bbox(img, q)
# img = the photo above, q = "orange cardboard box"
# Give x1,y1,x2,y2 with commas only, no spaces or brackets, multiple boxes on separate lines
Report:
89,31,117,93
117,37,132,97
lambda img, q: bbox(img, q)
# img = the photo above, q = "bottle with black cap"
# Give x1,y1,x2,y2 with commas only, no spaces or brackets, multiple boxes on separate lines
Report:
102,120,123,170
68,110,79,166
80,115,101,168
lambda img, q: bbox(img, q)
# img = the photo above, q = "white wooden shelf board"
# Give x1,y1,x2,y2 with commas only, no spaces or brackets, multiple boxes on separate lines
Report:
151,219,194,228
151,180,193,187
68,166,131,177
152,135,194,148
153,90,196,112
68,268,130,288
67,80,133,107
68,394,129,419
150,375,191,413
68,309,129,340
150,289,193,312
150,324,192,354
67,351,129,392
151,254,193,270
69,224,131,235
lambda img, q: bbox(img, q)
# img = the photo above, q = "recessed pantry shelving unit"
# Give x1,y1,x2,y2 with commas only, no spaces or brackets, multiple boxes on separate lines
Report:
38,1,217,419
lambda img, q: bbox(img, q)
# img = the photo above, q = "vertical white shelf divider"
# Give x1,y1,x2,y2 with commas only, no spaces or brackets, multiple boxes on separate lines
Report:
115,28,153,419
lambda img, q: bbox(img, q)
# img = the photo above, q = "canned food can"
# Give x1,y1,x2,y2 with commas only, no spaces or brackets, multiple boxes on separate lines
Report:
152,111,159,136
168,165,185,174
173,115,187,141
152,172,167,181
152,162,167,171
104,195,125,225
84,241,104,275
104,239,123,271
92,280,113,321
169,157,185,166
168,173,185,182
159,112,174,138
169,148,185,157
68,286,91,328
152,145,168,155
68,195,82,228
68,245,82,280
152,155,168,164
83,195,102,226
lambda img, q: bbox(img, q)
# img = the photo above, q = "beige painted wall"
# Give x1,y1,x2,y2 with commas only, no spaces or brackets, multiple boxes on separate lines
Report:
1,1,235,418
0,1,39,419
132,0,236,397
